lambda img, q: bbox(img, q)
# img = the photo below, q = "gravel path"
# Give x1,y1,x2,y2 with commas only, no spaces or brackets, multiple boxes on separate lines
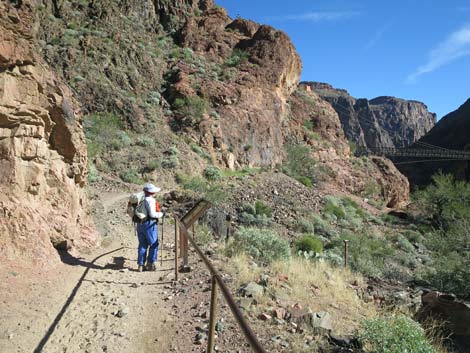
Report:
0,190,184,353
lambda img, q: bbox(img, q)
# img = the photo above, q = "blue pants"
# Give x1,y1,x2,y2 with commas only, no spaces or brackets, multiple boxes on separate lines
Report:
136,220,159,265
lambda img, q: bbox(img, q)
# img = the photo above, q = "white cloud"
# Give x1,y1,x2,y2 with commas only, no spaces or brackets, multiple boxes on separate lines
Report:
265,11,360,23
407,24,470,83
364,21,394,52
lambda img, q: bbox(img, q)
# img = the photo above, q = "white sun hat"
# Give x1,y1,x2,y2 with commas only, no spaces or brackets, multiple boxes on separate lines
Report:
143,183,161,194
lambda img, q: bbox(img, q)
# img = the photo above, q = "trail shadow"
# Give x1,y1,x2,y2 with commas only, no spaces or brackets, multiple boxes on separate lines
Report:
58,250,106,270
33,247,124,353
84,279,174,286
104,256,125,270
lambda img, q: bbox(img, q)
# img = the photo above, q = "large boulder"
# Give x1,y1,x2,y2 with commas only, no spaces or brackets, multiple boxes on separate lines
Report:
0,1,97,267
418,291,470,352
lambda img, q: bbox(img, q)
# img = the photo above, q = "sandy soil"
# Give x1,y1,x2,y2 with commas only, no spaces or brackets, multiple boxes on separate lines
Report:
0,190,188,353
0,184,269,353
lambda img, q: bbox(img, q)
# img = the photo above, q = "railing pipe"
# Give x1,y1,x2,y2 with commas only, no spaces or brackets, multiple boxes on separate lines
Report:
174,218,179,281
207,275,218,353
176,219,267,353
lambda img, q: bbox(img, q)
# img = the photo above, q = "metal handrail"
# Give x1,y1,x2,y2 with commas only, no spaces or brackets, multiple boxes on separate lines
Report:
175,218,267,353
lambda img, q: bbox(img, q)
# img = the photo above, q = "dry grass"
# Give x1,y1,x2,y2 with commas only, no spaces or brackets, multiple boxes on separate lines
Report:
224,253,264,287
222,253,378,336
269,258,376,334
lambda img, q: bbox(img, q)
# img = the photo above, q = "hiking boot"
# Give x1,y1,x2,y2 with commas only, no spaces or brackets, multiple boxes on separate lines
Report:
146,262,156,271
137,265,144,272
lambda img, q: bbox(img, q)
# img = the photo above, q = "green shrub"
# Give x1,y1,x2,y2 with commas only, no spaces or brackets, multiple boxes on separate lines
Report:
88,163,101,182
191,143,211,160
283,144,317,187
254,201,272,218
161,156,179,169
119,169,141,184
324,201,346,220
203,166,222,181
239,201,272,227
396,234,415,253
295,175,313,187
295,218,315,234
228,227,291,264
295,235,323,254
145,160,160,172
136,136,154,146
83,113,125,158
172,95,208,124
357,314,436,353
225,48,250,67
176,174,226,204
167,146,179,155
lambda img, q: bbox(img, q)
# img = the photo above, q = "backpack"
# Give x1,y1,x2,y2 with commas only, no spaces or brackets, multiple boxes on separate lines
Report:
127,192,147,222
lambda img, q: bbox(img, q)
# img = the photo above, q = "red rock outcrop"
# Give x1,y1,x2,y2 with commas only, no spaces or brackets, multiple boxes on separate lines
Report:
172,10,302,168
288,88,409,207
0,1,97,266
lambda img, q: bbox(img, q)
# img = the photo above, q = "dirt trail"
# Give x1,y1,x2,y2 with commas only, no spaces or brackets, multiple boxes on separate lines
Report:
0,190,184,353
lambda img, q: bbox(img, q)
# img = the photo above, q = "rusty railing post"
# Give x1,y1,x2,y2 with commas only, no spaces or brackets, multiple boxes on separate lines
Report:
174,218,179,281
343,240,349,268
192,223,196,242
207,275,218,353
179,225,185,259
183,234,189,267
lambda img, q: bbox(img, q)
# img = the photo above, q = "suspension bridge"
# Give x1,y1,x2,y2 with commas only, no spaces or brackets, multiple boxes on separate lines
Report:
355,146,470,161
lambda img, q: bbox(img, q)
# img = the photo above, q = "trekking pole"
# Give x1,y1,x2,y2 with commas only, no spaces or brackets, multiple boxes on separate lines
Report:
160,214,164,266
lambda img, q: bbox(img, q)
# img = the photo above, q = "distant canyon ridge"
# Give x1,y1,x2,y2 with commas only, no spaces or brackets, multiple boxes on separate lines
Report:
303,82,436,149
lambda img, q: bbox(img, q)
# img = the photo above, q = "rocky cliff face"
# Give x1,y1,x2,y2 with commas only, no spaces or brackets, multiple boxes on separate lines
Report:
397,99,470,186
287,88,409,207
0,1,97,266
32,0,408,208
304,82,436,149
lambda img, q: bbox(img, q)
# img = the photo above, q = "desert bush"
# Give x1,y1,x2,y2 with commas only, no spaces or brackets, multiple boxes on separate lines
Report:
294,235,323,254
412,174,470,296
254,201,272,218
396,234,415,253
83,113,125,158
322,196,365,229
161,156,179,169
136,136,154,147
414,173,470,229
295,218,315,234
283,144,317,187
225,48,250,67
203,166,222,181
239,201,272,227
191,143,211,160
172,95,208,124
357,314,436,353
145,160,160,172
167,146,179,155
88,163,101,182
227,227,291,264
176,174,226,204
119,169,141,184
195,223,214,247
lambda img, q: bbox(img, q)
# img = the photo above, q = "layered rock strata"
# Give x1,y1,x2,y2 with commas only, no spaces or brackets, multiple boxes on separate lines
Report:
0,1,97,265
304,82,436,148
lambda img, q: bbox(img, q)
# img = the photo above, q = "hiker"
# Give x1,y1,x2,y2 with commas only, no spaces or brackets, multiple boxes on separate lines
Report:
136,183,164,272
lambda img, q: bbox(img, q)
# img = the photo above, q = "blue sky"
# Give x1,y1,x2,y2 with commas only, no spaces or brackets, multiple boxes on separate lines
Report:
215,0,470,119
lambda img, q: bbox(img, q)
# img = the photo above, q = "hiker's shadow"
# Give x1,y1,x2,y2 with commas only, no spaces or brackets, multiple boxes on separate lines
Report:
104,256,125,270
59,251,131,271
